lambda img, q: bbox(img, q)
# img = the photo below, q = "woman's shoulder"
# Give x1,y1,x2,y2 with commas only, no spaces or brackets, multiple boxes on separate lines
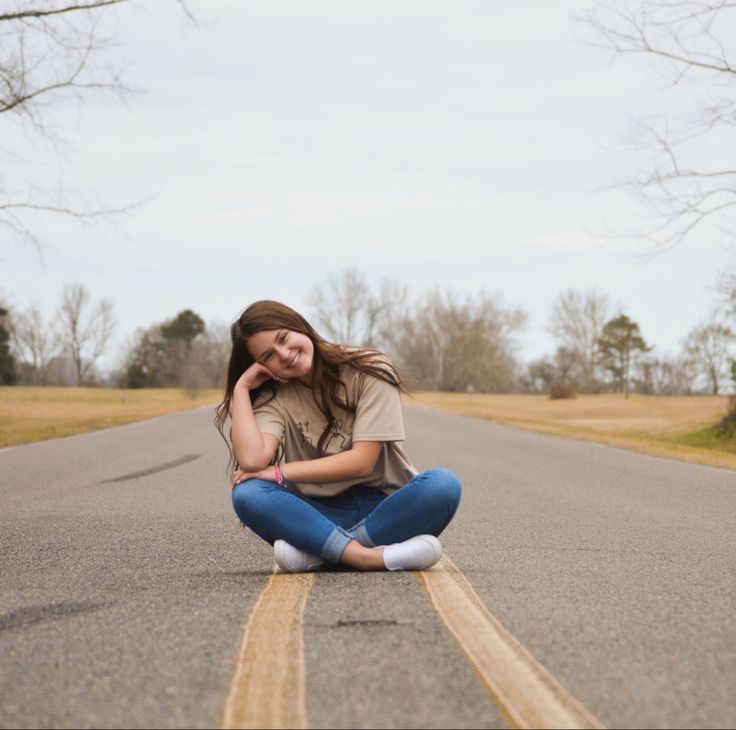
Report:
252,381,300,409
251,386,279,410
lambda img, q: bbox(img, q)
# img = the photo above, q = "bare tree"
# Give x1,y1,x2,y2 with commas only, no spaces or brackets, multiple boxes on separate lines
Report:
409,289,456,389
666,354,699,394
521,346,582,394
580,0,736,251
307,272,526,392
635,352,698,394
371,277,411,354
714,268,736,324
548,288,612,392
55,283,115,385
306,268,405,347
0,1,191,248
11,303,62,384
391,288,527,392
682,320,734,394
181,321,231,393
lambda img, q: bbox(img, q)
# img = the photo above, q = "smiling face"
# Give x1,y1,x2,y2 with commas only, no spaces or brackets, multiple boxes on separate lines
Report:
247,328,315,382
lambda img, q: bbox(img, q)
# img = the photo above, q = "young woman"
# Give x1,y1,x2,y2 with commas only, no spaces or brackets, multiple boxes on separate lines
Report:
215,300,461,572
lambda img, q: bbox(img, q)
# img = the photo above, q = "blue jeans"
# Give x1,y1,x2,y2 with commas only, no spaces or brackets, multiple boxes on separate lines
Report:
231,467,462,564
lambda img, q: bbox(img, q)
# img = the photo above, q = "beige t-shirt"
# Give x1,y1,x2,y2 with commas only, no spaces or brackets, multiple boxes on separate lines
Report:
253,365,417,497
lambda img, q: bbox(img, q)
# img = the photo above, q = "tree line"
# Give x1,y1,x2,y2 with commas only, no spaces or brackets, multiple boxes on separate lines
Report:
2,271,724,396
0,284,228,393
1,271,735,397
307,270,736,398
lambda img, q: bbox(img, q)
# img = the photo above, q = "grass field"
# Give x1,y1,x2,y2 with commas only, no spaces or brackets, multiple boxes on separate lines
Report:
409,392,736,471
3,387,736,471
0,387,222,447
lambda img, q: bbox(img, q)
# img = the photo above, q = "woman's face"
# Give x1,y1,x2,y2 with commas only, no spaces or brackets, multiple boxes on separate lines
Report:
247,328,314,382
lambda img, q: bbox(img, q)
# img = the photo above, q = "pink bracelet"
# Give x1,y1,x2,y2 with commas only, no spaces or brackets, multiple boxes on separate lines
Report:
274,465,285,487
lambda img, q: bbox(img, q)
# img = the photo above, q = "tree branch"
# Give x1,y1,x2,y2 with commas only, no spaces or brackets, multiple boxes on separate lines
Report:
0,1,194,249
0,2,127,23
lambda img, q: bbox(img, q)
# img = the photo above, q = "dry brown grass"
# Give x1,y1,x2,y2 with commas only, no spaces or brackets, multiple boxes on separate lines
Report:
5,387,734,471
409,392,736,470
0,387,222,447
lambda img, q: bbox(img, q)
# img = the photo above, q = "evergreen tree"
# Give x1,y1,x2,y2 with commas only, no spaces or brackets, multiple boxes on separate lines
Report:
125,309,206,388
161,309,205,348
0,306,17,385
596,315,651,398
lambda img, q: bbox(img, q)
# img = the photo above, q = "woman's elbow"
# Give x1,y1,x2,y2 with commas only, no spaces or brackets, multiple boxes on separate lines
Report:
234,449,270,472
358,456,380,478
239,459,270,472
352,443,382,478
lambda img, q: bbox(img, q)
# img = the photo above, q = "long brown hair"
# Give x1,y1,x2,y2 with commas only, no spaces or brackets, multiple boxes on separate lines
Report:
214,300,406,470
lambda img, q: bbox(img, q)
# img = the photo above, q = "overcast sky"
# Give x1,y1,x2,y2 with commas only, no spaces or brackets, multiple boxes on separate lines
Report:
4,0,732,370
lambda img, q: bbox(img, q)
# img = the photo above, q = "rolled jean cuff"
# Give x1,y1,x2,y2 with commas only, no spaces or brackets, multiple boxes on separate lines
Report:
321,525,354,563
349,519,376,548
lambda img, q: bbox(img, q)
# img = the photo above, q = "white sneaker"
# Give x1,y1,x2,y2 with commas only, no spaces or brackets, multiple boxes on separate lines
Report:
382,534,443,571
274,540,325,573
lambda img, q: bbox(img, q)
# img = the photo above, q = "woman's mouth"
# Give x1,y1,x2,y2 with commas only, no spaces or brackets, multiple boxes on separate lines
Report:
287,351,299,368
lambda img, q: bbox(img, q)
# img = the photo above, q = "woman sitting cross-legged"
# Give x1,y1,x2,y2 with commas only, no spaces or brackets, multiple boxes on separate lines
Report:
215,300,461,572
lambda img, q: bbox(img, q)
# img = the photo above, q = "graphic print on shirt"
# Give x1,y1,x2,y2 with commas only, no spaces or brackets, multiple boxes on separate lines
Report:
296,421,314,449
324,417,347,451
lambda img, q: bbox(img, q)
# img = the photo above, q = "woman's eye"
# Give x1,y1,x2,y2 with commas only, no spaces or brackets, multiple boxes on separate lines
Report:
279,333,287,343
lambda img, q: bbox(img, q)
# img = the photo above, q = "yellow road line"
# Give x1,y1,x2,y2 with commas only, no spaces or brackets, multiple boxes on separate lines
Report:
222,569,314,730
418,556,605,730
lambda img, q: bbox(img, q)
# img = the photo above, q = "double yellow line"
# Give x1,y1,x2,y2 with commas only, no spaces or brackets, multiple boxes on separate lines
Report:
222,558,604,730
222,572,313,730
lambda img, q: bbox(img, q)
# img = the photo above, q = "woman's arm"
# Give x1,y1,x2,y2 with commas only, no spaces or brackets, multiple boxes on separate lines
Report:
283,441,383,483
232,441,382,487
231,365,284,470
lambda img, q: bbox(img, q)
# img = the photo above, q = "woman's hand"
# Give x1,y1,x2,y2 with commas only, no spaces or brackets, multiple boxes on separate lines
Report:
235,362,288,393
231,465,277,489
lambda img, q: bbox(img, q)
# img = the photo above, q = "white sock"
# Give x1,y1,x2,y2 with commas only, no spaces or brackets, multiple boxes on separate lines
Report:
382,535,442,571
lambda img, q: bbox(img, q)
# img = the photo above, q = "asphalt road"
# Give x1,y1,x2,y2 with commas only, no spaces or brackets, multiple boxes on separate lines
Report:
1,404,735,729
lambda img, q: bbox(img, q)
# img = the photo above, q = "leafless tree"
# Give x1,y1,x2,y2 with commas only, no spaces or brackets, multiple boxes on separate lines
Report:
371,277,411,353
548,288,613,392
55,283,115,385
182,321,231,393
580,0,736,251
520,346,584,394
307,268,407,347
714,268,736,323
307,271,526,392
11,302,61,384
682,320,734,393
391,288,527,392
663,356,698,394
637,353,698,394
406,289,456,389
0,0,191,248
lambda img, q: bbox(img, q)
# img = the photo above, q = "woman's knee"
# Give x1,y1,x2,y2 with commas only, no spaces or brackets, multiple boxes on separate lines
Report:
418,467,462,514
231,479,278,523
